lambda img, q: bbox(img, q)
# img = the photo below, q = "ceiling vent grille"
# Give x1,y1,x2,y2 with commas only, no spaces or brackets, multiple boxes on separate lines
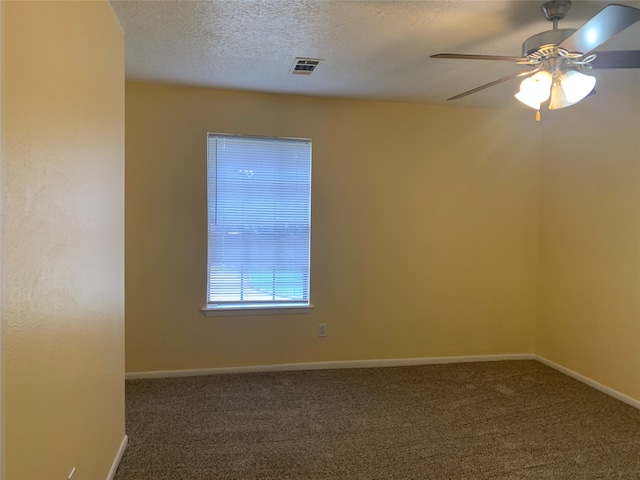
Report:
291,58,322,75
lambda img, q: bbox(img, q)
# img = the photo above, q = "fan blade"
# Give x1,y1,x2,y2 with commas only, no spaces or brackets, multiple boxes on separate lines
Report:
431,53,527,62
558,4,640,54
590,50,640,69
447,70,537,101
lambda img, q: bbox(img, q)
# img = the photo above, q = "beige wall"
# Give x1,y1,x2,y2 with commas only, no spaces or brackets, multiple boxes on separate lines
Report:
2,2,125,479
537,73,640,400
0,1,4,476
125,83,540,373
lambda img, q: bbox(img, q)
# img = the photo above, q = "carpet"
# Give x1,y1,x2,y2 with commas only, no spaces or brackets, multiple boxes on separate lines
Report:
114,360,640,479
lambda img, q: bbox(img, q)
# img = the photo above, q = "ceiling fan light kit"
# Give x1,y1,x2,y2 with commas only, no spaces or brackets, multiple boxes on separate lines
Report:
431,1,640,121
515,68,596,119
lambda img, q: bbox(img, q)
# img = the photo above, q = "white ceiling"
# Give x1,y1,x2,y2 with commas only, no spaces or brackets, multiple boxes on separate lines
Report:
110,0,640,109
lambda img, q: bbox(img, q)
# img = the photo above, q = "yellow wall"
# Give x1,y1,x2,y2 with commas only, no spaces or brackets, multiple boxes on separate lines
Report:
536,73,640,400
0,1,4,476
125,83,540,373
2,2,125,479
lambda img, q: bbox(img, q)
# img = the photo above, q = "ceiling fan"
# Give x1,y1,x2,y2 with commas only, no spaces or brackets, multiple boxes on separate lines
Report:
431,1,640,120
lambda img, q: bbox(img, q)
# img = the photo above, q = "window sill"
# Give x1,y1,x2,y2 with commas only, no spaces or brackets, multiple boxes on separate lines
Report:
202,304,314,317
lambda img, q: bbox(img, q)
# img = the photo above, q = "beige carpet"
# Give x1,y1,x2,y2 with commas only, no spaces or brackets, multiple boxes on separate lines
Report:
114,360,640,479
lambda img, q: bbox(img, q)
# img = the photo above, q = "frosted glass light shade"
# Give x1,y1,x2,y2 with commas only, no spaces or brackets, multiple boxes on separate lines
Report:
549,82,566,110
515,90,542,110
561,70,596,103
549,70,596,110
515,71,552,109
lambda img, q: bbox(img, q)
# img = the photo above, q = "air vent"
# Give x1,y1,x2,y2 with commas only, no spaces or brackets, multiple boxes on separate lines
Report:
290,58,322,75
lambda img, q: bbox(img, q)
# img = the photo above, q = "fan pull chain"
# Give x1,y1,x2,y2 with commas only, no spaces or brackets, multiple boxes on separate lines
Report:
536,109,541,122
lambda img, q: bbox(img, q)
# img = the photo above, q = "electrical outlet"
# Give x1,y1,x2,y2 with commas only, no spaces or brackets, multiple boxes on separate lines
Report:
67,467,76,480
318,323,327,337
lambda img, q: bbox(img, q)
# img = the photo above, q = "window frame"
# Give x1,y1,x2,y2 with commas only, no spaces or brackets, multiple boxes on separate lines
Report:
202,133,313,317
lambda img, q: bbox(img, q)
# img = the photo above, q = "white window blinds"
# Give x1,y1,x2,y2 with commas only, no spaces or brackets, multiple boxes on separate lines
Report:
207,134,312,308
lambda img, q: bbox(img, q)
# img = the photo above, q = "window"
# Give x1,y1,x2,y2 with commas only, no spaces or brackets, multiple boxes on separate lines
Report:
203,134,312,316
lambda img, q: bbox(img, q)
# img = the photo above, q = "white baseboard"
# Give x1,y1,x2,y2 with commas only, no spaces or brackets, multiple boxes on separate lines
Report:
535,355,640,410
107,434,128,480
125,353,535,380
124,354,639,411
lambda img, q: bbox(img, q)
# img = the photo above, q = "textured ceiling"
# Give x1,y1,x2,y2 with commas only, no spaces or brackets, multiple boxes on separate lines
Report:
110,0,640,109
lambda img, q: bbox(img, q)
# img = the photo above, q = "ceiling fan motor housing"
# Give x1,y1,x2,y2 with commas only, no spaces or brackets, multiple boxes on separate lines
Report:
522,28,577,57
541,1,572,22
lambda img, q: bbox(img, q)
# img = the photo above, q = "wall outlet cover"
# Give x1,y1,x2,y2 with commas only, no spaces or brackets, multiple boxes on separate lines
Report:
318,323,327,337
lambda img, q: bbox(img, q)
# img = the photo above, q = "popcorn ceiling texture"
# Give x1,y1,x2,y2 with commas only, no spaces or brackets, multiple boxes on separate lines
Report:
109,0,640,108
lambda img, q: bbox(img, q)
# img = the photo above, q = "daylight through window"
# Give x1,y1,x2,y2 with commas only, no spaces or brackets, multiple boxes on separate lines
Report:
206,134,312,311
